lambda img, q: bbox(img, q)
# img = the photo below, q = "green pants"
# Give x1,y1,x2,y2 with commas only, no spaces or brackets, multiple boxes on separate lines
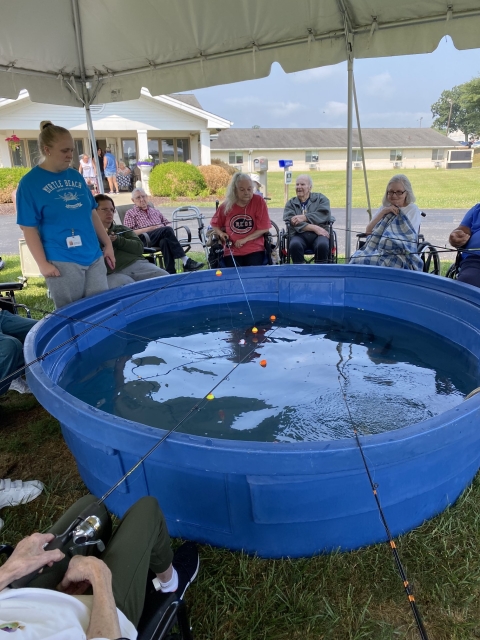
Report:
30,494,174,627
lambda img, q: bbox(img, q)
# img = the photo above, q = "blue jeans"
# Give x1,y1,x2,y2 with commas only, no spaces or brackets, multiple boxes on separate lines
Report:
0,311,37,395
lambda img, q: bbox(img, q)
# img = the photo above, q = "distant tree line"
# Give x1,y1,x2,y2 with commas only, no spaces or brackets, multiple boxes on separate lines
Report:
431,77,480,141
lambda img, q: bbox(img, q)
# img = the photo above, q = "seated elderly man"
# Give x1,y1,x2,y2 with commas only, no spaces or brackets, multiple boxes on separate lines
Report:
0,494,199,638
95,194,168,288
283,175,334,264
124,189,203,275
449,202,480,287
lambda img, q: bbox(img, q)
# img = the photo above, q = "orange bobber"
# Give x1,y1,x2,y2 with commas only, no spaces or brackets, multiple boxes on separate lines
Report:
215,270,222,276
270,315,276,322
260,359,267,367
252,327,258,334
206,393,215,400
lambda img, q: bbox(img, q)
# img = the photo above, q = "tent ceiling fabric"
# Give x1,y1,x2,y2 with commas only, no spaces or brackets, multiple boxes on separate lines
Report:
1,0,480,106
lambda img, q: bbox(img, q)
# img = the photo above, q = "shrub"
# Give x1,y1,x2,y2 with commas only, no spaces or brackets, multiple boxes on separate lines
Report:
0,167,30,202
211,158,238,176
149,162,207,197
198,164,231,194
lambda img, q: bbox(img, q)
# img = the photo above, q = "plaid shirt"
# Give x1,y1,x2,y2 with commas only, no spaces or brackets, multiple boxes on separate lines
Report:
124,205,170,230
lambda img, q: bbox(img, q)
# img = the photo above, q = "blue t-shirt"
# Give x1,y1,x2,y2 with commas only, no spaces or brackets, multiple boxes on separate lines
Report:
104,152,116,173
16,166,102,266
460,203,480,260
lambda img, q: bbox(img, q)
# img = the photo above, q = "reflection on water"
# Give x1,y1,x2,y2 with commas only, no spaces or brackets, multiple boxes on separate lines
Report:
60,303,478,442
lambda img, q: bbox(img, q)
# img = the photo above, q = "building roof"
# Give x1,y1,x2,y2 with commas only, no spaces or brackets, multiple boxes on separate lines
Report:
168,93,203,110
211,128,458,150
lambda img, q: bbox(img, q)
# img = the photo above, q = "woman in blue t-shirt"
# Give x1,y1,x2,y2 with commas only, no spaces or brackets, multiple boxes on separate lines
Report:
449,203,480,288
17,121,115,309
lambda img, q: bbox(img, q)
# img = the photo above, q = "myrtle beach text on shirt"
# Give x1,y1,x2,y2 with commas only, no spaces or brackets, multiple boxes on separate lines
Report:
43,179,84,193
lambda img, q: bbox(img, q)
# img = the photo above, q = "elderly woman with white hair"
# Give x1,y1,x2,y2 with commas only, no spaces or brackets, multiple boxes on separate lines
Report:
349,174,423,270
210,173,270,267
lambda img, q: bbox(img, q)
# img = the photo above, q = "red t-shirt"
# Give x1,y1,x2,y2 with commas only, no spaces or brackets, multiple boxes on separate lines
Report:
210,194,270,256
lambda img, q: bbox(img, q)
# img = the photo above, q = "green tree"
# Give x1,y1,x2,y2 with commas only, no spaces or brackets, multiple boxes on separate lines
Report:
431,85,476,140
458,77,480,136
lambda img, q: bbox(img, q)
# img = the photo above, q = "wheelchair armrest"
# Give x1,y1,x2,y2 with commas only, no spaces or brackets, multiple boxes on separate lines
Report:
138,232,152,247
142,247,157,255
356,232,368,238
176,225,192,244
0,282,23,291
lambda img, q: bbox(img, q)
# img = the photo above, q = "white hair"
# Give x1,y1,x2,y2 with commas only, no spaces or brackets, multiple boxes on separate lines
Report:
382,174,416,207
131,188,147,200
296,174,313,189
223,173,253,213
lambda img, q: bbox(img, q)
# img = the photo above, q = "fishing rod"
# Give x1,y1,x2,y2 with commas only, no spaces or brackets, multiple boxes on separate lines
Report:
9,263,279,587
337,371,429,640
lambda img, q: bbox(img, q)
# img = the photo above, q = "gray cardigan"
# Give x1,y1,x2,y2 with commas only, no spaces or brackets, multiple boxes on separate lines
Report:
283,192,334,234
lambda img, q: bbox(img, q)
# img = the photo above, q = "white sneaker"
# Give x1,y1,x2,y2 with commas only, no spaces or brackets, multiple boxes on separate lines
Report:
9,377,31,394
0,479,44,509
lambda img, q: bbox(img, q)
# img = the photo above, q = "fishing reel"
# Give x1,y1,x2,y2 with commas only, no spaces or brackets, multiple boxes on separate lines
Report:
11,501,111,589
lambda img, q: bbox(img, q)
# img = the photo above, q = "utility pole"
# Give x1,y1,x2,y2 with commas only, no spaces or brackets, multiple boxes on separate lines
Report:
446,98,454,137
418,117,423,128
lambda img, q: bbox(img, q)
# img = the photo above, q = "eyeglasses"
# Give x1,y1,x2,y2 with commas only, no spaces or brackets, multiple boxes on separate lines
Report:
387,190,406,197
134,195,147,200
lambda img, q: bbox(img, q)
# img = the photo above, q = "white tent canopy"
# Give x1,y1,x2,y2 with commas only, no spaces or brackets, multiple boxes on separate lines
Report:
1,0,480,253
1,0,479,107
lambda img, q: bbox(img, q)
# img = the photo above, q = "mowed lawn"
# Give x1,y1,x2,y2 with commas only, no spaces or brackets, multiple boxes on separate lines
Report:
263,167,480,209
2,255,480,638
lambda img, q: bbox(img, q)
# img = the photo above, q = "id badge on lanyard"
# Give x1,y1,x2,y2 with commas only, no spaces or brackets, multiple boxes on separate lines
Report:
66,228,82,248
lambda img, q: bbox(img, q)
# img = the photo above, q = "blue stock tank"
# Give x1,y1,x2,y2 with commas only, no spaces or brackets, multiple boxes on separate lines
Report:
24,265,480,558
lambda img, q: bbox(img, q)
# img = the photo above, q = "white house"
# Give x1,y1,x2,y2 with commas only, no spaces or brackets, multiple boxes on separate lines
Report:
0,89,232,169
211,128,459,172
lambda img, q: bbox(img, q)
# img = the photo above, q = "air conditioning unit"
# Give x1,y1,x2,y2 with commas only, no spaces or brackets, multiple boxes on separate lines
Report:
434,161,442,168
309,163,318,170
393,161,402,168
353,161,362,169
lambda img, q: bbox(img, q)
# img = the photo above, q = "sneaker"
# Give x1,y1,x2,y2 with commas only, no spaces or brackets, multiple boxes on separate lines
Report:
9,377,31,394
0,479,44,510
183,258,204,272
173,541,199,599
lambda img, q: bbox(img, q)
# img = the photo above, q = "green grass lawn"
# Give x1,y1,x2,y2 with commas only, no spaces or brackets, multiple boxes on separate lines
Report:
2,254,480,639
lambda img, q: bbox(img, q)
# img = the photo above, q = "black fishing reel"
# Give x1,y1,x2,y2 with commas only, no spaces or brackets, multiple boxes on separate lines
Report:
10,502,111,589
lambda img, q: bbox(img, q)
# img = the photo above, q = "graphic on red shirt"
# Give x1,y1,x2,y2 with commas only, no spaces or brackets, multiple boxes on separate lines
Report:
229,214,254,235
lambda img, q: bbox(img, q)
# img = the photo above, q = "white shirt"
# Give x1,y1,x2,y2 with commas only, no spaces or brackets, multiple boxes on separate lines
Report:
376,202,422,233
0,587,137,640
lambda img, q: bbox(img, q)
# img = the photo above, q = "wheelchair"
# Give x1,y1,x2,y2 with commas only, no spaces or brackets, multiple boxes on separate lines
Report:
354,226,440,276
279,220,338,264
206,219,280,269
0,546,193,640
0,281,31,317
445,251,461,280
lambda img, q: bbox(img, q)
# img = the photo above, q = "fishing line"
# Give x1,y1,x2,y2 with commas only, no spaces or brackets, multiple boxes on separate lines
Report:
225,243,256,326
337,371,429,640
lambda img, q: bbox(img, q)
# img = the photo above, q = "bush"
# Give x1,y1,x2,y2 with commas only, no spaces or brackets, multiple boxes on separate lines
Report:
211,158,238,176
198,164,231,194
0,167,30,203
149,162,207,198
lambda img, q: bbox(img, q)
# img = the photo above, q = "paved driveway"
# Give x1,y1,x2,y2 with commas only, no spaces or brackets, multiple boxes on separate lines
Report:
0,207,463,261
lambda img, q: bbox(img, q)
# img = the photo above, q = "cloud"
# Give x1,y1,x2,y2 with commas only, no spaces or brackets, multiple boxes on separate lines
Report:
291,66,338,84
365,72,394,96
323,101,348,117
224,96,302,119
361,111,432,127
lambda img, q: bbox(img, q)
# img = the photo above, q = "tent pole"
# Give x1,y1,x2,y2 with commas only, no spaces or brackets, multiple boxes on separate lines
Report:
345,57,353,260
71,0,103,193
353,76,371,220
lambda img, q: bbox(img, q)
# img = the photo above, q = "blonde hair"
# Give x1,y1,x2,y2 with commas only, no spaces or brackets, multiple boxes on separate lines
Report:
38,120,71,162
382,174,416,206
223,173,253,213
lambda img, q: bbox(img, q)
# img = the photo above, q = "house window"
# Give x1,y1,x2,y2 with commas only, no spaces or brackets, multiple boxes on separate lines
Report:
432,149,444,161
390,149,403,162
352,149,363,162
74,139,84,158
305,150,319,163
154,138,190,163
10,140,27,167
122,139,138,169
148,139,160,164
229,151,243,164
27,139,41,166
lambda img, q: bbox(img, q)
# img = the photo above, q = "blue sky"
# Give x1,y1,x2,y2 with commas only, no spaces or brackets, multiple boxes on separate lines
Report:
194,37,480,129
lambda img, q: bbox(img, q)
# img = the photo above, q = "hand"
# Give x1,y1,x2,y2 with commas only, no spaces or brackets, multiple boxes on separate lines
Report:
234,238,247,248
103,244,116,269
450,229,471,248
109,234,117,243
2,533,65,582
380,205,400,217
58,555,110,596
310,225,330,237
291,215,306,226
39,261,61,277
217,231,229,243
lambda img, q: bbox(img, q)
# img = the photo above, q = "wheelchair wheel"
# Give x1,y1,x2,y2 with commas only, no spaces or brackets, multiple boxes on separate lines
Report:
418,242,440,275
279,228,289,264
445,263,459,280
268,220,279,250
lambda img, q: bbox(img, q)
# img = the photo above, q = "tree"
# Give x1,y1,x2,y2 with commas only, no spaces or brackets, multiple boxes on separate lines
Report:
458,77,480,136
431,84,477,140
